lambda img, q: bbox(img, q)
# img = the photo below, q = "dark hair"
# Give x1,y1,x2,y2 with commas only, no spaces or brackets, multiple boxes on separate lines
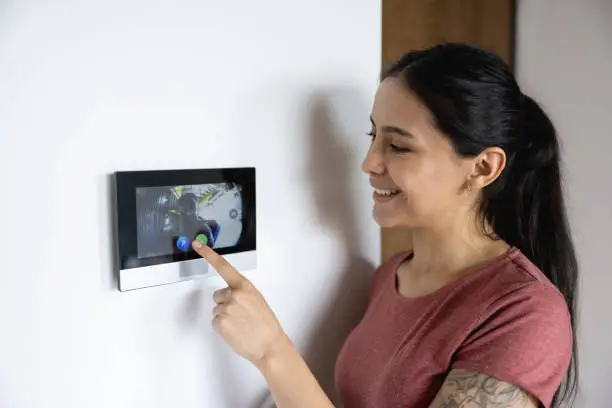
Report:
382,43,578,407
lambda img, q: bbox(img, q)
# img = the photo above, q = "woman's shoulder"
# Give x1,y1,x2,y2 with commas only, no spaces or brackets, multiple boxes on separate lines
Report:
485,248,568,304
452,254,573,408
464,248,571,331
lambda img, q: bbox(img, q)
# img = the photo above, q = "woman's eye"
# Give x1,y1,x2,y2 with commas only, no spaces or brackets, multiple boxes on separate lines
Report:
390,144,411,153
366,131,375,139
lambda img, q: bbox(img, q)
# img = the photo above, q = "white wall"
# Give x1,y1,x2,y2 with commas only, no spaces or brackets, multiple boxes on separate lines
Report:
517,1,612,406
0,1,381,407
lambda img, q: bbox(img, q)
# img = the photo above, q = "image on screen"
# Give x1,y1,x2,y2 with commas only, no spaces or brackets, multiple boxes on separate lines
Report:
135,182,243,259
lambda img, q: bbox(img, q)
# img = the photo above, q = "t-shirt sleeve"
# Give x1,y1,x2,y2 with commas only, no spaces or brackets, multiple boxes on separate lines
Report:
451,284,573,408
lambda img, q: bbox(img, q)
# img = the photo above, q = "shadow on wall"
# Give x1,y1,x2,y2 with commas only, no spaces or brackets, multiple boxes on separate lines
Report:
181,284,247,408
175,86,376,408
302,90,375,403
254,89,376,407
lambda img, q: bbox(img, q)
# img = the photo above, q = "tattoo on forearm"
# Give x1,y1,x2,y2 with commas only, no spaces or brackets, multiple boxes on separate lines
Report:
431,369,531,408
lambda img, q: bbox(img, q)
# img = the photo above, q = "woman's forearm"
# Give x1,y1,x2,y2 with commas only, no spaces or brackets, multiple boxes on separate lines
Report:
256,335,335,408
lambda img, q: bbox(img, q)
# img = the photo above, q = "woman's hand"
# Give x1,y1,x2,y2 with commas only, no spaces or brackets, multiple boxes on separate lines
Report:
192,241,335,408
192,240,289,368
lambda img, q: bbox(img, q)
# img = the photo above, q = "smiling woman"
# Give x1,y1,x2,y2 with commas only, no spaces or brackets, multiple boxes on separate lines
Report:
191,43,578,408
335,43,578,408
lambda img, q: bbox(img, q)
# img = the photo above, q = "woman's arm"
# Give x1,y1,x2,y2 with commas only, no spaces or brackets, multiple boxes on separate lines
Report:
192,241,334,408
257,335,335,408
428,369,538,408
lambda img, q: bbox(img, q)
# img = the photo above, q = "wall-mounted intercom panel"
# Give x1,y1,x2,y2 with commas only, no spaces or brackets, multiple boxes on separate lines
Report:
114,167,256,291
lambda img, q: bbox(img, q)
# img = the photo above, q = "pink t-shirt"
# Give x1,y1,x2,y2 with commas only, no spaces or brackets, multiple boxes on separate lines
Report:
335,247,572,408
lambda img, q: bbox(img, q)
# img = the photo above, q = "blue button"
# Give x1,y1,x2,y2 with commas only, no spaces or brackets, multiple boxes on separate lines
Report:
176,236,191,252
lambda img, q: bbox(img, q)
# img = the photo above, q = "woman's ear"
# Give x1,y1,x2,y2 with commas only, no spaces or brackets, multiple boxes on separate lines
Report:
469,147,506,189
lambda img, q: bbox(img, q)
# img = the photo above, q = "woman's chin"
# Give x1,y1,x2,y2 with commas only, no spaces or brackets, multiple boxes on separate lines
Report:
372,209,407,228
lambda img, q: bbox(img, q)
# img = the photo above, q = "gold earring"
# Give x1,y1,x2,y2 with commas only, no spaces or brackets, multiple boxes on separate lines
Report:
465,182,472,195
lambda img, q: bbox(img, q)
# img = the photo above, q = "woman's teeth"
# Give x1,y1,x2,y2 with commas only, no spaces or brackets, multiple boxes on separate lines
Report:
375,188,399,197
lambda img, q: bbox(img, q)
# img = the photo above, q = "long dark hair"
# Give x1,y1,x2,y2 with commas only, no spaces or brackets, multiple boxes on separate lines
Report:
382,43,578,407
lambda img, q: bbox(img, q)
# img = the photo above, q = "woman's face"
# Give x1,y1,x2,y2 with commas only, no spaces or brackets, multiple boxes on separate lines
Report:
362,77,473,229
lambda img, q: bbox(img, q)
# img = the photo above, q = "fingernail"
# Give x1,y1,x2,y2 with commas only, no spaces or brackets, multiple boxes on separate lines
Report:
192,241,203,249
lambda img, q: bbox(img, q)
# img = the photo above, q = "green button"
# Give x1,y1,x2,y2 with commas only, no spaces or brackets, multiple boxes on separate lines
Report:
195,234,208,246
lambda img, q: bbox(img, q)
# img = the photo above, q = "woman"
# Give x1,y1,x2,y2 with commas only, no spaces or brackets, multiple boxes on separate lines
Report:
191,43,578,408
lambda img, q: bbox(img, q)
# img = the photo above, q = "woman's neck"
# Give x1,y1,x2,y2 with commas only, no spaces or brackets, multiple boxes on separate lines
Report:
407,218,511,279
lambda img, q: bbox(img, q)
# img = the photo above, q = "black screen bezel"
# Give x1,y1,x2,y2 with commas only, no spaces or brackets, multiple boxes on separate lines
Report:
114,167,256,270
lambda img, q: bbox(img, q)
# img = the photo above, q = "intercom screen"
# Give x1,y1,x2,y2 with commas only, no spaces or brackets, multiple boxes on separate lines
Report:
136,183,244,258
114,167,256,272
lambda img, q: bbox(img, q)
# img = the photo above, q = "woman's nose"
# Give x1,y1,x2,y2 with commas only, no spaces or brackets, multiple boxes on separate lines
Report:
361,142,385,175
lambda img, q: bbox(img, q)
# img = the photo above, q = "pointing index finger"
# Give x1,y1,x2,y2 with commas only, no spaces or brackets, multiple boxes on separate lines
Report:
192,241,246,288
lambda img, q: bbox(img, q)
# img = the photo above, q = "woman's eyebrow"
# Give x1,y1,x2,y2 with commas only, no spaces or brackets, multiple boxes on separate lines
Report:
370,116,414,138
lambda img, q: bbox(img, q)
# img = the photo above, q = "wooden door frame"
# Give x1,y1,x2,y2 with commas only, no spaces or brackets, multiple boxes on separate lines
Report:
380,0,517,261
